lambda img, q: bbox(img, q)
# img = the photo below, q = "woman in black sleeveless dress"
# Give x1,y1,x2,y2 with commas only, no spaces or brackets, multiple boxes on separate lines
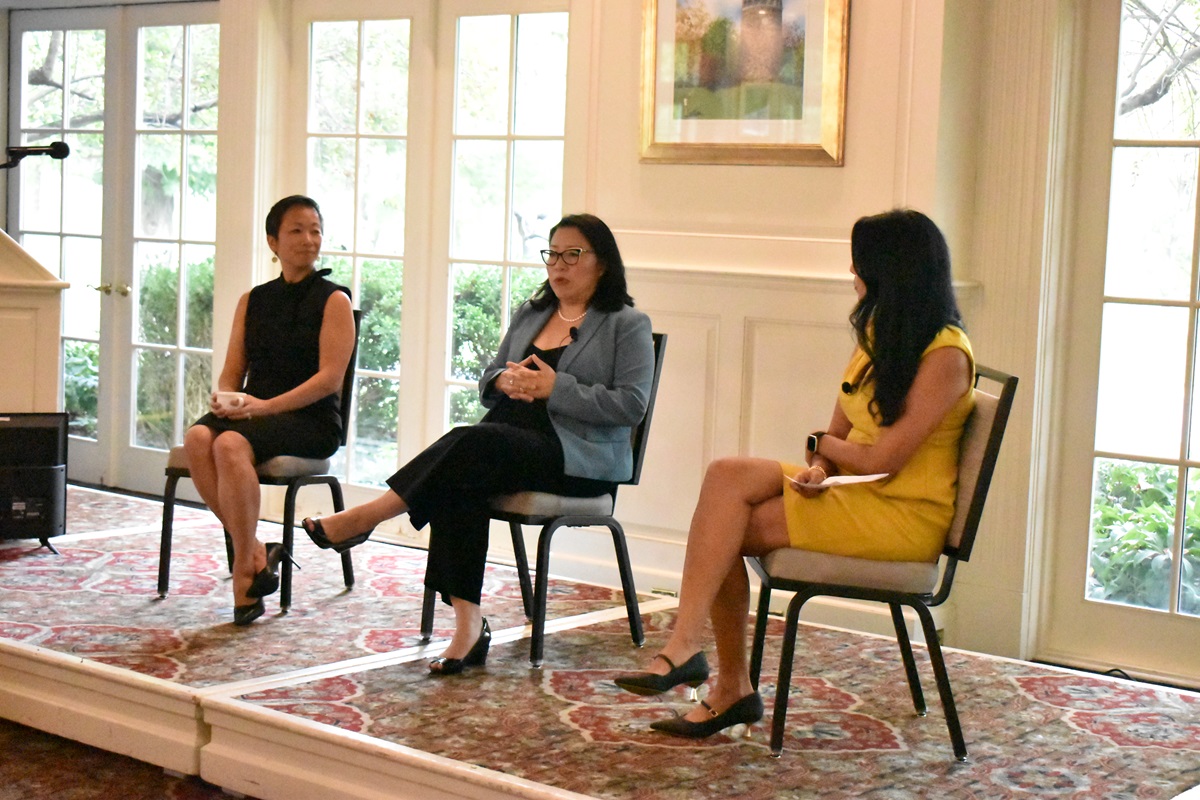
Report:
183,196,356,626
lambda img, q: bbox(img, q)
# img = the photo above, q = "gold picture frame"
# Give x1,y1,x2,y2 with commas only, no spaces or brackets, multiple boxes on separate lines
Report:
640,0,850,166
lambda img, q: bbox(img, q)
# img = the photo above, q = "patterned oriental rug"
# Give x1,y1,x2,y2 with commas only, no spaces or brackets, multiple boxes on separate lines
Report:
0,486,1198,800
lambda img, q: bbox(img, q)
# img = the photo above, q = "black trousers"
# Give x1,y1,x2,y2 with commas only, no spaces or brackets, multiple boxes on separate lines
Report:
385,422,612,606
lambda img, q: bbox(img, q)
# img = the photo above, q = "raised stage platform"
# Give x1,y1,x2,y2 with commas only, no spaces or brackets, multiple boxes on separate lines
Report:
0,486,1198,799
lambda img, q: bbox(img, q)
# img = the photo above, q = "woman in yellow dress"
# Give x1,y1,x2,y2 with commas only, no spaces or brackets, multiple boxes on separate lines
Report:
613,208,976,738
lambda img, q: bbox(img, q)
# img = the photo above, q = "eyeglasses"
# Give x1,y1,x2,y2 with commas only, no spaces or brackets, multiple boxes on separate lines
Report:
540,248,594,266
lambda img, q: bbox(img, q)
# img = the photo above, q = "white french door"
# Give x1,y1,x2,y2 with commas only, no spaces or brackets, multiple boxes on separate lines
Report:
1043,0,1200,686
8,3,219,494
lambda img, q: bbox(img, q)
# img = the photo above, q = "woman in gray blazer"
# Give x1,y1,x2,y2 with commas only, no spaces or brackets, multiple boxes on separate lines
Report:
303,214,655,675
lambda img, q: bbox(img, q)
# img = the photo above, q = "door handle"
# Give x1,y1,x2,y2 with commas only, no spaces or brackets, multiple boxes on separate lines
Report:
87,283,131,296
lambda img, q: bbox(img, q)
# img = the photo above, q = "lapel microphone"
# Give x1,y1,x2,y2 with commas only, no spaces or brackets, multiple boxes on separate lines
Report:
569,327,579,341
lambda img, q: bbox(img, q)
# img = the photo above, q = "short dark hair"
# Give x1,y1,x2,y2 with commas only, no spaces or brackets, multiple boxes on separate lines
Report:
530,213,635,312
266,195,323,239
848,208,964,425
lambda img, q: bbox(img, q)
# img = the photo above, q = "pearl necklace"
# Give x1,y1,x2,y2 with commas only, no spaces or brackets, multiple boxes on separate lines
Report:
557,307,587,324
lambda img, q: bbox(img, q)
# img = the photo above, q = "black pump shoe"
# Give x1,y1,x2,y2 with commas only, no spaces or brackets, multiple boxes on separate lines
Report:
246,542,297,599
233,598,265,626
649,692,764,739
302,517,373,554
614,652,710,696
429,619,491,676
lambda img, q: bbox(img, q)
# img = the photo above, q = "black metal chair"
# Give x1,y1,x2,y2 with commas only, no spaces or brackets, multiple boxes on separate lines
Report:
157,310,362,611
420,332,667,667
748,365,1018,760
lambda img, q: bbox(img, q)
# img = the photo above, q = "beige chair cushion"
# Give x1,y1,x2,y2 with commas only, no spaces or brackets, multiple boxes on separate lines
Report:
760,548,941,595
490,491,614,518
165,445,330,479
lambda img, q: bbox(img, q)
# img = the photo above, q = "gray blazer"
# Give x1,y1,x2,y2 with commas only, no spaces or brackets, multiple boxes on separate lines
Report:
479,301,655,483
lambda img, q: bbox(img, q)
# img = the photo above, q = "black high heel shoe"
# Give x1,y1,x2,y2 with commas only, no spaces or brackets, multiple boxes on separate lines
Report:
233,598,265,626
649,692,764,739
614,652,710,696
429,618,491,676
302,517,373,554
246,542,298,599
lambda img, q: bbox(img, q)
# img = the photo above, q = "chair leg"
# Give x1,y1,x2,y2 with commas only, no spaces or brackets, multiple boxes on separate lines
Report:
508,521,534,619
279,482,304,611
223,529,234,573
157,473,180,598
911,602,968,761
607,521,644,648
771,590,810,757
889,602,926,715
529,520,563,668
328,479,355,591
749,582,773,690
420,586,436,641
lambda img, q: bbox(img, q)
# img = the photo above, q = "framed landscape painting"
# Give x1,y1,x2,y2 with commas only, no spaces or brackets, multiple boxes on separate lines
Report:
640,0,850,166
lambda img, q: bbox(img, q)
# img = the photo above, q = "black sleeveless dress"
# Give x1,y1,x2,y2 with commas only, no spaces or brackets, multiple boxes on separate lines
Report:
190,269,350,463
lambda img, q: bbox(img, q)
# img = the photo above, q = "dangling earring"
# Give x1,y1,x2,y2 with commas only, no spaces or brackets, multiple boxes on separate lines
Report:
271,254,278,263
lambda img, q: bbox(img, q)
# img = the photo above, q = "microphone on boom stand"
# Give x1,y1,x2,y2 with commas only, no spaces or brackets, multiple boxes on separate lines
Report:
0,141,70,170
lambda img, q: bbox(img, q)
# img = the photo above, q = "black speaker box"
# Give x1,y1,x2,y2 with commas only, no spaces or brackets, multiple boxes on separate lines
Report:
0,412,68,541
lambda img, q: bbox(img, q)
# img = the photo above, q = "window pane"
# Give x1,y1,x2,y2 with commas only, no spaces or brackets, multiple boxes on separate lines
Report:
1114,3,1200,140
183,134,217,241
19,145,63,232
137,133,182,238
359,259,403,373
22,31,64,128
510,140,563,261
307,137,356,252
449,385,485,427
1095,303,1187,459
187,24,219,129
62,236,101,340
1182,469,1200,617
140,26,184,128
63,132,104,236
63,339,99,439
66,29,106,129
451,263,501,381
361,20,409,135
353,376,399,487
1088,458,1175,611
183,244,213,349
358,138,406,255
21,234,61,277
455,16,511,136
136,242,179,346
451,139,507,260
510,266,545,317
182,351,211,434
310,21,359,134
1104,147,1197,301
513,13,567,136
322,254,353,289
135,348,175,449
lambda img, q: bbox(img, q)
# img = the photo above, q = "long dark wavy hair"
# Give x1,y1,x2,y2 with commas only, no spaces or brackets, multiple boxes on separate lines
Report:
848,209,964,426
529,214,635,312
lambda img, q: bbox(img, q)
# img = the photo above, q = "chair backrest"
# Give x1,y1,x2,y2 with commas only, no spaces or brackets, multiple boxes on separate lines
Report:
624,332,667,487
943,364,1018,562
337,309,363,447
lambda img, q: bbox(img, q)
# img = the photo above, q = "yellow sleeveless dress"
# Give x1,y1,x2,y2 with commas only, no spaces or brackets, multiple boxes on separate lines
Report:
780,326,975,563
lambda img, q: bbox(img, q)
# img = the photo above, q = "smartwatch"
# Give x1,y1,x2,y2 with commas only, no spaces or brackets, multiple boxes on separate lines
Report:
806,431,825,455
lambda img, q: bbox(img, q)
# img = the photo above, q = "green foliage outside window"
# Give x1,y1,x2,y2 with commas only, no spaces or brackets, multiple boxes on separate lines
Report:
1089,459,1200,615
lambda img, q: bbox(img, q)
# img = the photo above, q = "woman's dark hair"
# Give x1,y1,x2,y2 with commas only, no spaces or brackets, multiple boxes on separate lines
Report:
265,195,323,238
530,213,635,312
848,208,963,426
